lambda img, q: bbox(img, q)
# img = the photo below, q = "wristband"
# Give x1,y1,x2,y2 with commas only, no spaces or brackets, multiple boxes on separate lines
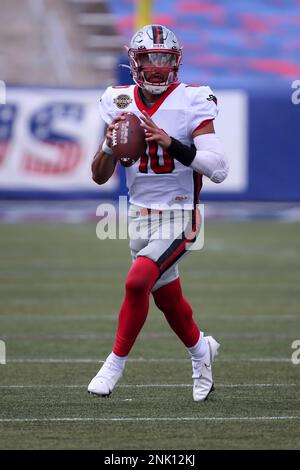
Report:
166,137,196,166
102,139,113,155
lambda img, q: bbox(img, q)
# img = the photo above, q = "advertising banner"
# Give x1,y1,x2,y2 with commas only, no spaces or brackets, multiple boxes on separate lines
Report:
0,87,117,195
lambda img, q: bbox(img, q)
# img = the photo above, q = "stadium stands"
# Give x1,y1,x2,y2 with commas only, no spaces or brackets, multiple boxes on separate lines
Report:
109,0,300,88
0,0,122,86
1,0,298,88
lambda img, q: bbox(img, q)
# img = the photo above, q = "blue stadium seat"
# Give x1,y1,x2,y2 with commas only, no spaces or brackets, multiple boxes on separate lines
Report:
108,0,300,88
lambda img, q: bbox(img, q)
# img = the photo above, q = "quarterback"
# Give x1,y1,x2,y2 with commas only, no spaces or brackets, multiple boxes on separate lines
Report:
88,25,229,401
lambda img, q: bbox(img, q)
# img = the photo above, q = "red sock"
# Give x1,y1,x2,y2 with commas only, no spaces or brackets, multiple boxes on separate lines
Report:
152,278,200,347
113,256,160,356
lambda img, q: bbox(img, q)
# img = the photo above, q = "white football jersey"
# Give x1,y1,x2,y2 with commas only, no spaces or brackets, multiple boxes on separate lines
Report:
99,83,218,210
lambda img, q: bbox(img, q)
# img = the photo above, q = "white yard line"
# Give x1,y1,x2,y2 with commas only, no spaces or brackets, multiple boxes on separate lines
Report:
0,383,298,389
6,357,293,363
0,416,299,423
1,333,175,340
0,313,298,321
1,333,296,340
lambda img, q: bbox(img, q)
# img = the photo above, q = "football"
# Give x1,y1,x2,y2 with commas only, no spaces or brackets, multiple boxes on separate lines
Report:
111,113,146,167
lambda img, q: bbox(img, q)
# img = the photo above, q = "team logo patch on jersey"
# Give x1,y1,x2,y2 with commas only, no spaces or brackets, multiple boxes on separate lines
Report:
113,94,133,109
207,94,217,105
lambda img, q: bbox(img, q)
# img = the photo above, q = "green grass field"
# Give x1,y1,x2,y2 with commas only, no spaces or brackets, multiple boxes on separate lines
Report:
0,220,300,449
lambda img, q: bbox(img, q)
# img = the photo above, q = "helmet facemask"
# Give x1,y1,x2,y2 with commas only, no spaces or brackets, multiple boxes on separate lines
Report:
128,49,181,94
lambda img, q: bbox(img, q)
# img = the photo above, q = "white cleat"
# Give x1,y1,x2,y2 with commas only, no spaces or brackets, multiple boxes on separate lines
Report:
192,336,220,402
88,356,124,397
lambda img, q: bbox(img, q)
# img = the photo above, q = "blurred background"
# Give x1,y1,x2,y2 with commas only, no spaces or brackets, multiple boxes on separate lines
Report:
1,1,300,450
0,0,299,219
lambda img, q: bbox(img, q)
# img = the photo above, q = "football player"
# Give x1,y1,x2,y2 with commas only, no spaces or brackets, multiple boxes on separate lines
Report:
88,24,229,401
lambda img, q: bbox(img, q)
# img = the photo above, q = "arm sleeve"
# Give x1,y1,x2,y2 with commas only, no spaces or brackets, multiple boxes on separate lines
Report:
186,86,219,136
191,134,229,184
99,87,114,124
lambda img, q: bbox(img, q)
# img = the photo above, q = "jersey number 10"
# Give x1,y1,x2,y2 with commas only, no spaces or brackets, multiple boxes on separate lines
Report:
139,142,175,174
